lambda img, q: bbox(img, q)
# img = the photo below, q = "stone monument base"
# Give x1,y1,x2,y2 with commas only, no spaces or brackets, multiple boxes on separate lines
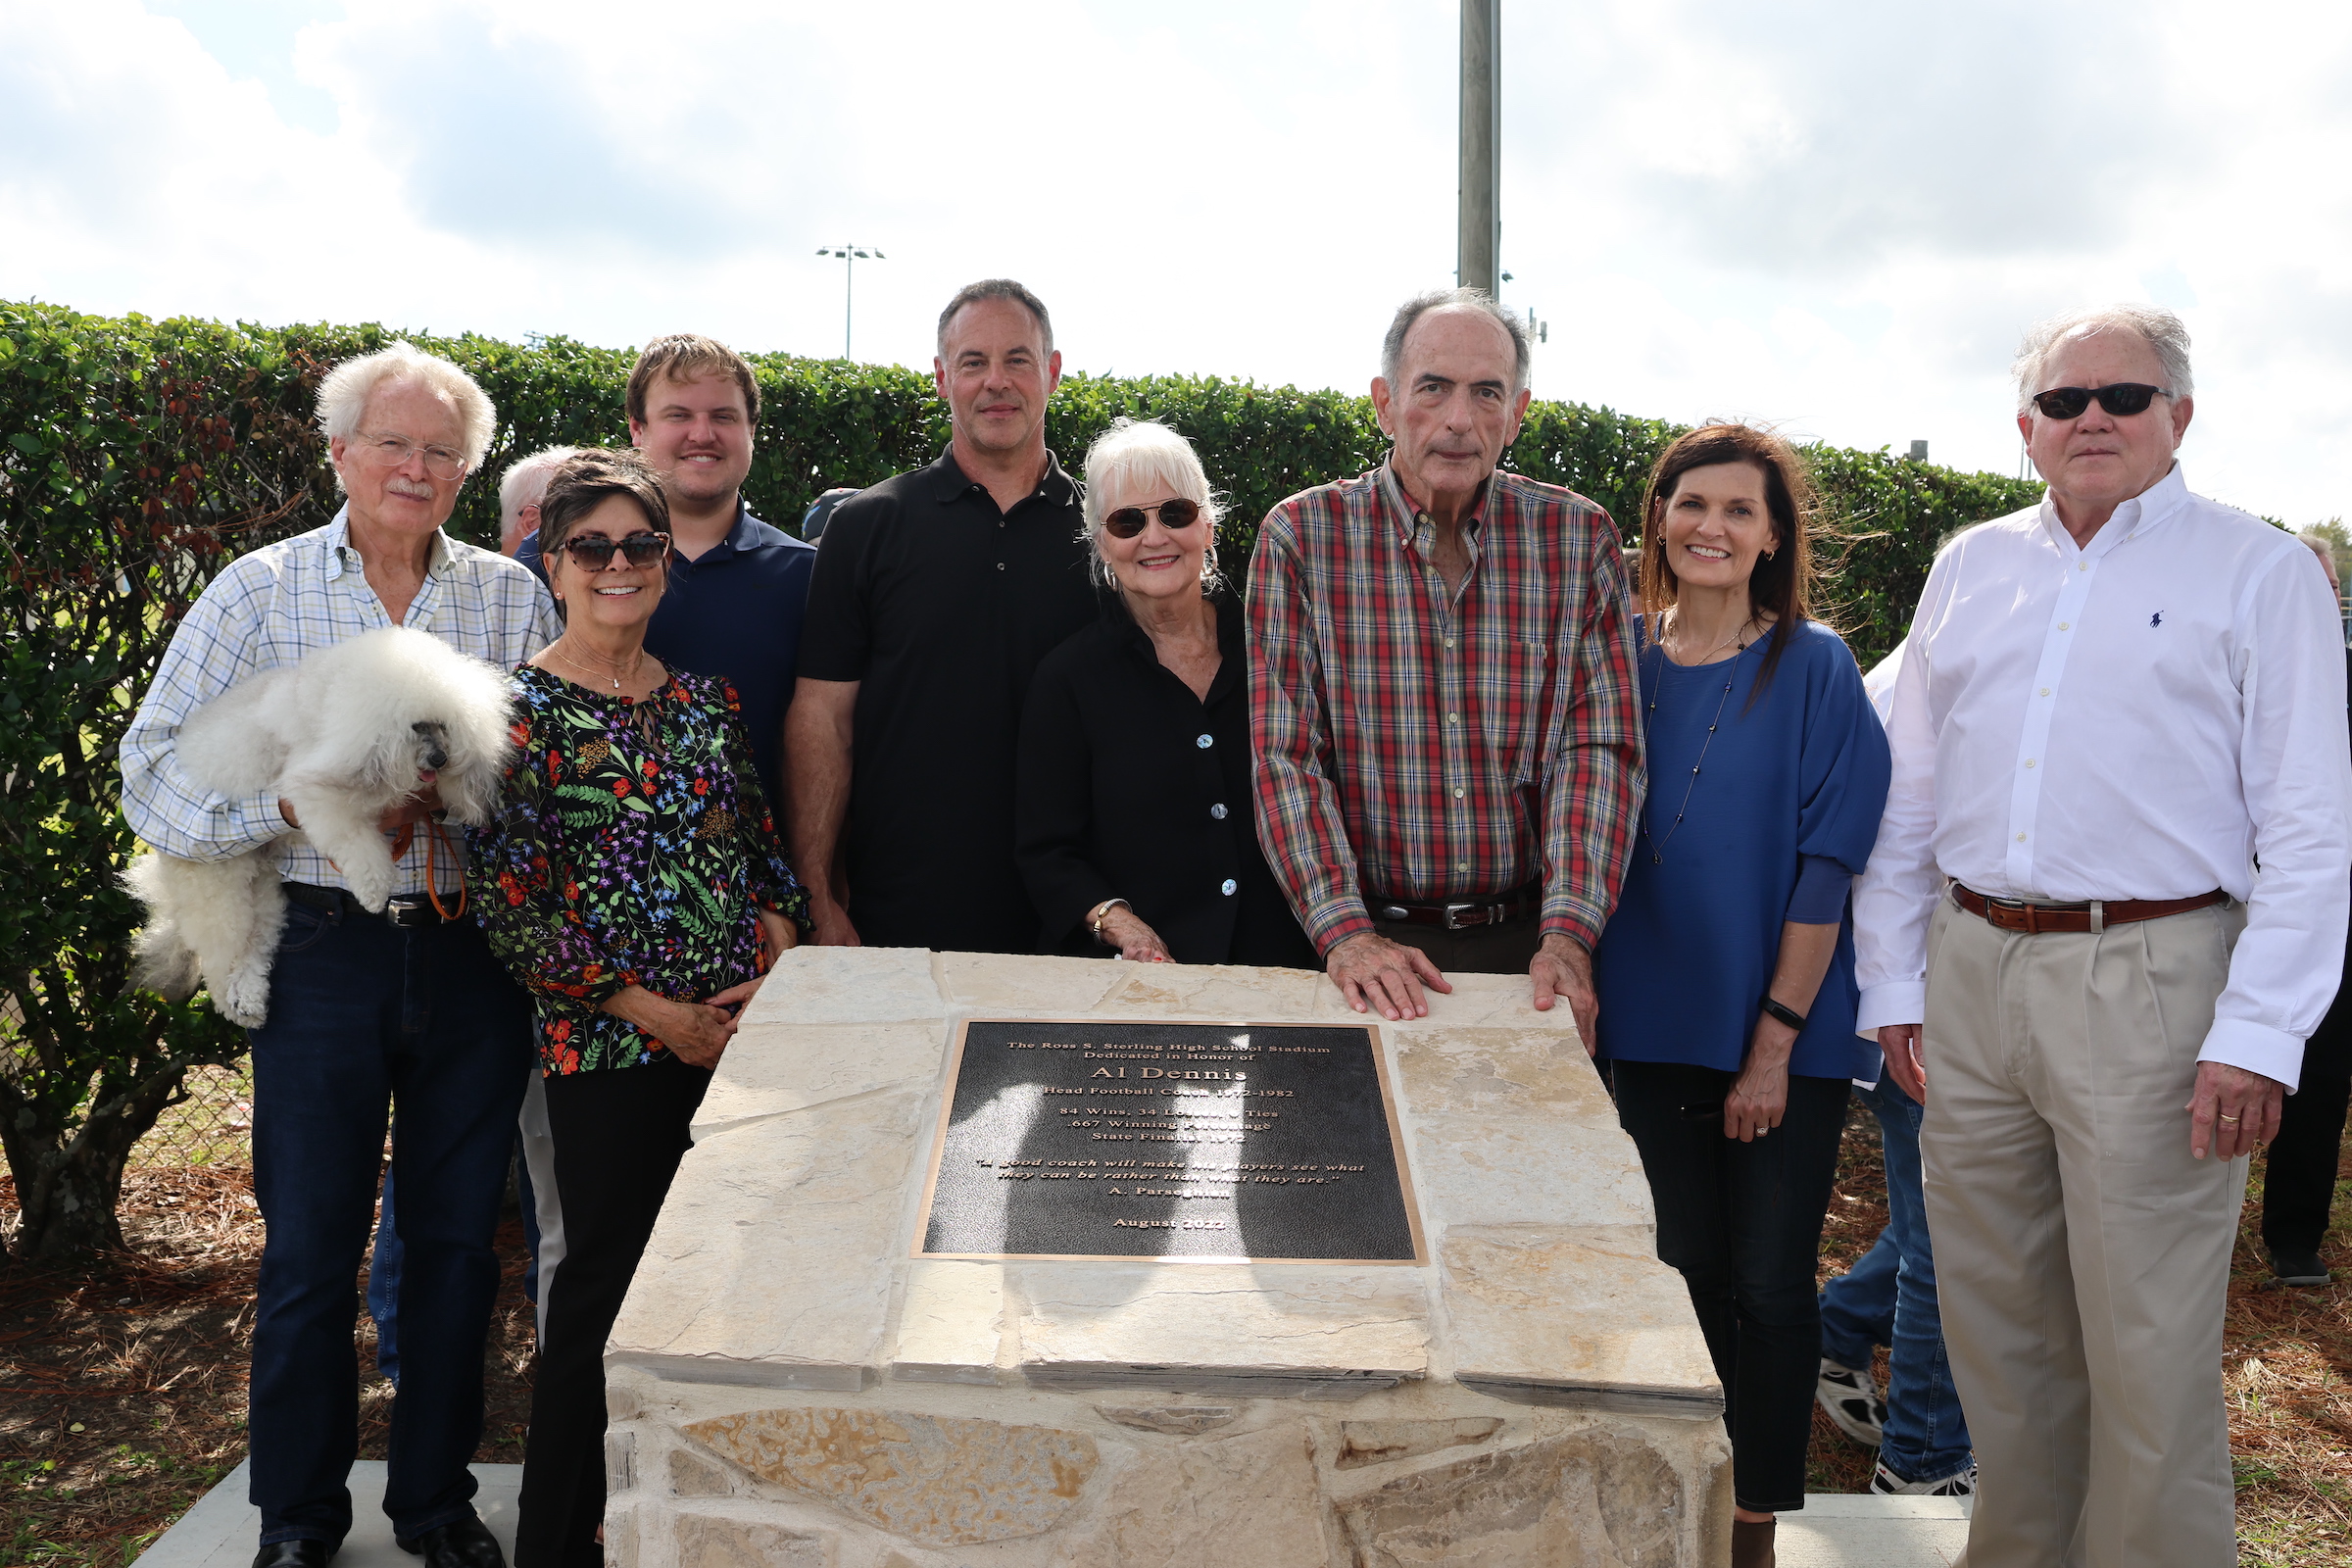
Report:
602,951,1731,1566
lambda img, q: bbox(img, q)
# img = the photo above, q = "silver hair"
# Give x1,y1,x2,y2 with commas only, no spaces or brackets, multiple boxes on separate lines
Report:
1079,417,1223,592
1381,288,1532,397
316,341,498,491
2012,305,2194,415
499,445,584,532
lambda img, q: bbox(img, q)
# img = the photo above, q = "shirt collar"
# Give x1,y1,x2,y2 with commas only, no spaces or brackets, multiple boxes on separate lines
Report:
929,446,1077,509
320,505,456,582
1378,460,1493,575
690,500,764,563
2036,462,2188,560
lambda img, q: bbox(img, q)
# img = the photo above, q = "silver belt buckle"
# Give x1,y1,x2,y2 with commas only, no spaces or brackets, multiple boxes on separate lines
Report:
1442,901,1492,931
383,895,431,929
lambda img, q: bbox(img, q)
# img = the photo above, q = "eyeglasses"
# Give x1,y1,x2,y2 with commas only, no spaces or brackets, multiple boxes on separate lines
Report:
2030,383,2172,420
354,432,470,480
1102,498,1202,539
556,531,670,568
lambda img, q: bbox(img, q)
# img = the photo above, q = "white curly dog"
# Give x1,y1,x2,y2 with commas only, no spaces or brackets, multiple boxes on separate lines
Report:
125,626,515,1027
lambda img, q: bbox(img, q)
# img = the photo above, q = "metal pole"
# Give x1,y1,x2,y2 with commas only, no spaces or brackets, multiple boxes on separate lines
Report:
1458,0,1499,298
844,252,855,360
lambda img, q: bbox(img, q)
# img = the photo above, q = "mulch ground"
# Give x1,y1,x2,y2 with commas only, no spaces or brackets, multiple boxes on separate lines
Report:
0,1167,535,1565
2,1111,2349,1564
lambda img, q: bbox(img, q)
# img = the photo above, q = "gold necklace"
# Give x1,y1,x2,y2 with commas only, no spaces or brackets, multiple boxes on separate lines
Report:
554,639,642,693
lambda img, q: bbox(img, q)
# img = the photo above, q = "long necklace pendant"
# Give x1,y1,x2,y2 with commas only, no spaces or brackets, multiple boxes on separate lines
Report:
1651,852,1662,865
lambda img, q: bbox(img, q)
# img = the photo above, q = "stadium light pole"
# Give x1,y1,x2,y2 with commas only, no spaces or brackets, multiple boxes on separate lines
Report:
1458,0,1499,299
815,245,885,360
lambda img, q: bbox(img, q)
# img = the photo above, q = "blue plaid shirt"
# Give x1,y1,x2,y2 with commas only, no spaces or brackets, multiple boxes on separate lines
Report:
120,509,562,895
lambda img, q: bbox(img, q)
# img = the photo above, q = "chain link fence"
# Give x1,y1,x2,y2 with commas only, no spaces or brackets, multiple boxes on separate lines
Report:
131,1058,256,1169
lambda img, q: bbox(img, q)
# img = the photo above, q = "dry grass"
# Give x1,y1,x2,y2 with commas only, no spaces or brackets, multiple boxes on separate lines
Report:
1807,1099,2352,1564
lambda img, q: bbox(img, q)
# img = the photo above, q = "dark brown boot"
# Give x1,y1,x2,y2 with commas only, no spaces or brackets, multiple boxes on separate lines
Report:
1731,1516,1776,1568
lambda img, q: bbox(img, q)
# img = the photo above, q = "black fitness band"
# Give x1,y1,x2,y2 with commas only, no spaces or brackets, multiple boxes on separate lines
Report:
1759,996,1808,1032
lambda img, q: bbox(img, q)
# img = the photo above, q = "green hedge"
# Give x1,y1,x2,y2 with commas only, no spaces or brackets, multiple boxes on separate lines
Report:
0,299,2041,1253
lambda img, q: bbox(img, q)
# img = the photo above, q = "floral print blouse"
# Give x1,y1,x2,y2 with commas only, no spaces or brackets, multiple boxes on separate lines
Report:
467,664,810,1075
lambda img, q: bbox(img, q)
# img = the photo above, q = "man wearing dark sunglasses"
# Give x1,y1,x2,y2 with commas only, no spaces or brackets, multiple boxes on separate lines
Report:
788,280,1096,954
1853,305,2351,1568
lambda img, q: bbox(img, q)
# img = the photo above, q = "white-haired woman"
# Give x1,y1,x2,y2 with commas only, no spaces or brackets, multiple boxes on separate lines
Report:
1014,418,1316,966
120,341,560,1567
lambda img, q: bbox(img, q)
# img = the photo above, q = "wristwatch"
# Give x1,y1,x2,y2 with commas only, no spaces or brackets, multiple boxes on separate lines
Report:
1088,899,1131,945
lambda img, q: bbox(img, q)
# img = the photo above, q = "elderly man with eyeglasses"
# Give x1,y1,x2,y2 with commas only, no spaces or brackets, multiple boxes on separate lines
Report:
1854,305,2351,1568
122,343,560,1568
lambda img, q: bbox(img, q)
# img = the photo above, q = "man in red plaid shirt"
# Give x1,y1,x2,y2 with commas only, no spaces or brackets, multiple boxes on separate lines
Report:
1247,289,1644,1038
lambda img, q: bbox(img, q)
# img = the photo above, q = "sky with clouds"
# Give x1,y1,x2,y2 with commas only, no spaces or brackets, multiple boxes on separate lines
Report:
5,0,2350,522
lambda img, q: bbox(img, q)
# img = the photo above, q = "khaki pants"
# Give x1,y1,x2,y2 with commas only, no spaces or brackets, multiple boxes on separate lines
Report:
1920,894,2248,1568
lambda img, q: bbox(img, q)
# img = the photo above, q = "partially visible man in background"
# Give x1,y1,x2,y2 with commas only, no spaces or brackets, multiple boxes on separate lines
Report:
497,444,581,557
787,280,1095,953
2259,532,2352,1287
521,333,813,807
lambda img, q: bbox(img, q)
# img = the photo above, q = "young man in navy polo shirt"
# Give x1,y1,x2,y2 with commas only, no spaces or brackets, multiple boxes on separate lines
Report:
520,333,814,805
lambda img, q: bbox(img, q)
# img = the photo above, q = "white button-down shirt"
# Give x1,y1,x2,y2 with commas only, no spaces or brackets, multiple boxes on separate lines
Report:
1854,465,2351,1088
121,509,562,896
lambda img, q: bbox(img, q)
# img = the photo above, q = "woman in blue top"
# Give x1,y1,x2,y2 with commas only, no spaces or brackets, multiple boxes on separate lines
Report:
1593,423,1890,1568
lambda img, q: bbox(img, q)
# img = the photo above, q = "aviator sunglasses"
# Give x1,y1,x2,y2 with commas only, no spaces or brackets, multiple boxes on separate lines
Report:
2030,383,2171,420
556,531,671,568
1102,497,1202,538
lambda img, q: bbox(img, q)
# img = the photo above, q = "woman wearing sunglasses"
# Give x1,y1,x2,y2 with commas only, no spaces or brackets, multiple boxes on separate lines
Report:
1015,418,1316,967
465,448,809,1567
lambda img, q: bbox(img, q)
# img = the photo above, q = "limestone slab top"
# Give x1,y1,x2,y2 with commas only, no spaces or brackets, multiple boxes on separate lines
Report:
609,949,1719,1416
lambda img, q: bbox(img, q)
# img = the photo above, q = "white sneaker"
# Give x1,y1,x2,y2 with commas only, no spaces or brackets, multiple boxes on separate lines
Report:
1871,1457,1977,1496
1816,1357,1886,1446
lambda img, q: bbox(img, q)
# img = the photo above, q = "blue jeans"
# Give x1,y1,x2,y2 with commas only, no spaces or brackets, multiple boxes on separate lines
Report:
368,1123,543,1385
247,897,531,1547
1819,1073,1974,1483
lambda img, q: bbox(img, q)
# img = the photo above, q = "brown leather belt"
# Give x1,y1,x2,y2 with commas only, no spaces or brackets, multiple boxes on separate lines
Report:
1949,883,2230,935
1366,881,1542,932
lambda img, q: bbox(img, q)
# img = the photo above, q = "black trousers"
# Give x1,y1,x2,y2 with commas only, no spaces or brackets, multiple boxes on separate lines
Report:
2264,929,2352,1257
1612,1059,1851,1514
514,1054,711,1567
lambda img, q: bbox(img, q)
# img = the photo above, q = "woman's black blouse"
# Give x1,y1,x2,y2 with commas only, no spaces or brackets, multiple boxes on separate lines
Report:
1016,590,1318,967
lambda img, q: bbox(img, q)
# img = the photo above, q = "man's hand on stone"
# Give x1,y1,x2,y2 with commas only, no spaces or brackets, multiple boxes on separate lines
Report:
1327,932,1451,1021
2187,1060,2284,1160
1530,934,1599,1054
806,896,862,948
1878,1024,1927,1102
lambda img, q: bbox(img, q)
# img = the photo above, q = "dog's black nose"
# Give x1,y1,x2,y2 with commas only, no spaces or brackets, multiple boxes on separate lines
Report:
424,746,449,769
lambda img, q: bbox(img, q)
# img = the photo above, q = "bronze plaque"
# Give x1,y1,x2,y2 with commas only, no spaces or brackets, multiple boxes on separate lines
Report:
912,1019,1425,1264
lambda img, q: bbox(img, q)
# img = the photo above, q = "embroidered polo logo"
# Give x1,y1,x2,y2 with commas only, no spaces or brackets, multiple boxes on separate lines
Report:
2150,612,2163,627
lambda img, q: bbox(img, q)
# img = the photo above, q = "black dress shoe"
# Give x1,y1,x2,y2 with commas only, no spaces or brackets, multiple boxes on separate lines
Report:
252,1543,335,1568
396,1515,506,1568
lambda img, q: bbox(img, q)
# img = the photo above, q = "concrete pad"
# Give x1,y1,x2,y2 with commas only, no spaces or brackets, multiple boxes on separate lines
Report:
133,1461,520,1567
1780,1493,1973,1566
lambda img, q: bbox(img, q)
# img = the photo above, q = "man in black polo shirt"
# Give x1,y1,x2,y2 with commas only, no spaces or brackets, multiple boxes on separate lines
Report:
521,332,814,805
789,279,1096,953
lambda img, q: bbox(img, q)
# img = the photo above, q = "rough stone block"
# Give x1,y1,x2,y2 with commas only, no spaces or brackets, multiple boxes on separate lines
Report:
679,1406,1098,1547
1406,1112,1655,1233
892,1261,1007,1385
749,946,944,1026
1391,1026,1613,1120
1093,1402,1241,1436
1329,1430,1684,1567
1096,1425,1329,1566
694,1022,947,1141
1015,1264,1430,1389
672,1508,832,1567
1334,1416,1505,1469
610,1090,930,1386
1443,1228,1722,1418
